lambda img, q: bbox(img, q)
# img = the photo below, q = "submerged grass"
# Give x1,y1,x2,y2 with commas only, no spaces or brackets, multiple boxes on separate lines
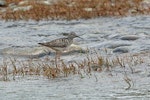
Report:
0,51,146,82
0,50,148,90
1,0,150,21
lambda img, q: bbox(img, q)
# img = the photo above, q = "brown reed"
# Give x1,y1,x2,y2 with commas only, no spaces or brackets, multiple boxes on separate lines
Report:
1,0,149,21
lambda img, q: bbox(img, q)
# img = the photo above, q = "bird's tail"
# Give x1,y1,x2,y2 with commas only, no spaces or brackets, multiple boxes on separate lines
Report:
38,43,45,46
38,43,50,47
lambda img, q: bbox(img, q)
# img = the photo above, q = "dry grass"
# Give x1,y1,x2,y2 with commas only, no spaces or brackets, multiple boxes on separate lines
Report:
6,0,23,4
1,0,150,21
0,51,146,81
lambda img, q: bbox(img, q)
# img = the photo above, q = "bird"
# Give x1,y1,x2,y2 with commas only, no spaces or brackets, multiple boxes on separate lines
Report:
38,32,81,59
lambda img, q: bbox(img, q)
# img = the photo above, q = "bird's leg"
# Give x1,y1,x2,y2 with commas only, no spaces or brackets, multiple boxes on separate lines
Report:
58,52,61,60
55,52,58,68
55,51,61,68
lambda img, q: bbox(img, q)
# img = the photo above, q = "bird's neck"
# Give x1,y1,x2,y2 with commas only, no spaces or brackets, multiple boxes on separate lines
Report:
67,37,74,40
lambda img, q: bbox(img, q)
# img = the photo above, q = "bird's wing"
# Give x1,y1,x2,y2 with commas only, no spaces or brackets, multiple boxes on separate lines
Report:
39,38,69,47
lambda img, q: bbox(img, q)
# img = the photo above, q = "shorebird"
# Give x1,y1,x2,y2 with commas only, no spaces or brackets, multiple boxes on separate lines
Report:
38,32,81,58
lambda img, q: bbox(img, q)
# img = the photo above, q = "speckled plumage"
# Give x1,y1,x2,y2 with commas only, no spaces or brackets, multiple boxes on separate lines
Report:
38,32,79,52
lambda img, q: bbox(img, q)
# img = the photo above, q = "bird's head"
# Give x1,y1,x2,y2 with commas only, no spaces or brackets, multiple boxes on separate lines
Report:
68,32,82,39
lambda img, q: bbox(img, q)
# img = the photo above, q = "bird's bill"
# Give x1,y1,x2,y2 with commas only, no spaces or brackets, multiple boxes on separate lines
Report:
77,36,83,39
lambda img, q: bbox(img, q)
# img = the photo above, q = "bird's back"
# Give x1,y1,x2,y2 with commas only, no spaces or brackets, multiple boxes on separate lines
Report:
39,37,73,48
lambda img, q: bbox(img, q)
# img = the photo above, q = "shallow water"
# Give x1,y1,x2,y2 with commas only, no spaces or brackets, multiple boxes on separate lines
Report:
0,16,150,100
0,71,150,100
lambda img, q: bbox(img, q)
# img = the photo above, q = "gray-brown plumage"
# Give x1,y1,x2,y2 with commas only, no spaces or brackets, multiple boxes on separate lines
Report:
38,32,80,56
